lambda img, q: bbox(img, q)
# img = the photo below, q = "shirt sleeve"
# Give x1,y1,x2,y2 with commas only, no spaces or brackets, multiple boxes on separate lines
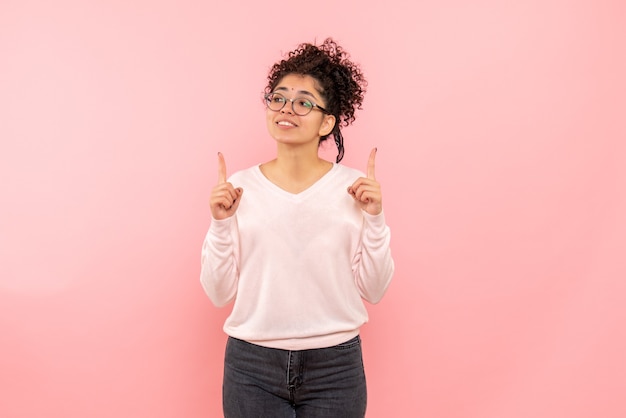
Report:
352,211,395,304
200,216,240,307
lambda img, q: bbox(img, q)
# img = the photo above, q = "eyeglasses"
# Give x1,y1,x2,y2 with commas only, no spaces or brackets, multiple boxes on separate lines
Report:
264,92,329,116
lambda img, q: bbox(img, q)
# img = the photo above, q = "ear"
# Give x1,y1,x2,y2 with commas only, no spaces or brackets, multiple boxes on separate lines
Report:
319,114,336,137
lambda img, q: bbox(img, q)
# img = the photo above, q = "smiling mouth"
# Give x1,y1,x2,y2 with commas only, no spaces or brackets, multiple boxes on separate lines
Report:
277,120,297,127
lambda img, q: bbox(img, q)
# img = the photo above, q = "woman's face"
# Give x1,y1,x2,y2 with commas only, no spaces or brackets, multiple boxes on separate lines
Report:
265,74,335,149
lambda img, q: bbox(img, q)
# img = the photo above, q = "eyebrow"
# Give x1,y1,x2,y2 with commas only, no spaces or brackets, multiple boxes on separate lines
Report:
274,86,318,99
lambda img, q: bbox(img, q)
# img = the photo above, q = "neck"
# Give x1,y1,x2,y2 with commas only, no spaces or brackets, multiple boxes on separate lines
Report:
274,143,327,178
260,143,333,194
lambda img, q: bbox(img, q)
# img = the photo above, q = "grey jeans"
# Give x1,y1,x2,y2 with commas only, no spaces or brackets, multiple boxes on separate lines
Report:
223,335,367,418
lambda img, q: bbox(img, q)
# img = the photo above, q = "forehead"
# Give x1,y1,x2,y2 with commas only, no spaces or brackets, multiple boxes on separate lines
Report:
274,74,323,97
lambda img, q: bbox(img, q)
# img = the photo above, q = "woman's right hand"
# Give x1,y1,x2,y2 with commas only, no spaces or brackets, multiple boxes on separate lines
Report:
210,152,243,220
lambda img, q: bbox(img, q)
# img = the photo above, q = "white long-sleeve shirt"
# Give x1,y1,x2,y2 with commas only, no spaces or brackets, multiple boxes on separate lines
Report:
200,163,394,350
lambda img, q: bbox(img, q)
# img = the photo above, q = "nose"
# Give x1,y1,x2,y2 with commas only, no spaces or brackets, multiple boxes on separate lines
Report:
280,98,295,114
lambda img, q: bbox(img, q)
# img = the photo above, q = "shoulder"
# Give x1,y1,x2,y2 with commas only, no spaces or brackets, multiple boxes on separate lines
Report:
227,165,260,184
333,163,365,181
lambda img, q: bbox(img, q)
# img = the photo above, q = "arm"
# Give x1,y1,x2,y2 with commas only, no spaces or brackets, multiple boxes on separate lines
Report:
200,152,243,307
352,211,394,304
348,148,394,303
200,216,240,307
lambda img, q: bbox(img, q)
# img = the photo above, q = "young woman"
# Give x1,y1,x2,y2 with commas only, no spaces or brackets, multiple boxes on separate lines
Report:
201,38,394,418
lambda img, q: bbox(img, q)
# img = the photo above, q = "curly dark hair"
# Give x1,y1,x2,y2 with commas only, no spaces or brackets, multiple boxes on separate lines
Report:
265,38,367,162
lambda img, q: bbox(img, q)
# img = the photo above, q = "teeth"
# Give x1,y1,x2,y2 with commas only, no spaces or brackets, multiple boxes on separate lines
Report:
278,121,295,126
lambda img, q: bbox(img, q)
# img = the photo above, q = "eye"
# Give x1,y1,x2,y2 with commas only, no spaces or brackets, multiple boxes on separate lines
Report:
297,99,313,109
272,94,286,103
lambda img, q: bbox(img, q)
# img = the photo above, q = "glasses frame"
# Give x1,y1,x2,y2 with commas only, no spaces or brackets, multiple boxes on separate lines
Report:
263,92,329,116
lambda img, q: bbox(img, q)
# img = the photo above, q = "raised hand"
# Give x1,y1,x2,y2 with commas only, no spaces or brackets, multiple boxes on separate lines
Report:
348,148,383,215
210,152,243,220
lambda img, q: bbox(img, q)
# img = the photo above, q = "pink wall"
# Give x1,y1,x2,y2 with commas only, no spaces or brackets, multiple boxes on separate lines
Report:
1,1,624,417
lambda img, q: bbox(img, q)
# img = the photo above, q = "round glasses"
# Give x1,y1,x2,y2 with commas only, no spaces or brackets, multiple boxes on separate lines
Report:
264,92,328,116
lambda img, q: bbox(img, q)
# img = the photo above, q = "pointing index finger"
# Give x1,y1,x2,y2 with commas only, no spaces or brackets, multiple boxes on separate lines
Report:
217,152,227,184
367,148,377,180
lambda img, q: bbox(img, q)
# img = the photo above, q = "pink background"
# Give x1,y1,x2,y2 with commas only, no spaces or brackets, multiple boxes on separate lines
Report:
1,0,625,417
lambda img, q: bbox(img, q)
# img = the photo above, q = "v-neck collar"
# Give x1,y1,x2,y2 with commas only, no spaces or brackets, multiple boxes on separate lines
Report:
253,163,338,201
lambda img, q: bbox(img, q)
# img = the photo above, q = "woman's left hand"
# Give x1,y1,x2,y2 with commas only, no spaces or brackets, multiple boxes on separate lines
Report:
348,148,383,216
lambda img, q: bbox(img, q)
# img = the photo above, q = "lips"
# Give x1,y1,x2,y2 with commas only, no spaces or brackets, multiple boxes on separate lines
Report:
276,119,297,127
